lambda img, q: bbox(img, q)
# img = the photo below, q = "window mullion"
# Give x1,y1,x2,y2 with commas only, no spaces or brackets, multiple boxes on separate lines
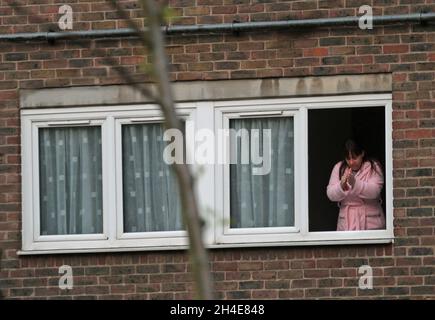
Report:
194,102,215,246
298,106,309,236
105,115,117,244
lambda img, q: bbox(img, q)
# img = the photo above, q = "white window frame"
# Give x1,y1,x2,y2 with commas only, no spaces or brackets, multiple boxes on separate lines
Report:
32,119,109,242
214,107,302,244
20,94,393,254
114,110,194,248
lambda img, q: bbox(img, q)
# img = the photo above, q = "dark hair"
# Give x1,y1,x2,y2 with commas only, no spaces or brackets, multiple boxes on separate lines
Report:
338,139,381,179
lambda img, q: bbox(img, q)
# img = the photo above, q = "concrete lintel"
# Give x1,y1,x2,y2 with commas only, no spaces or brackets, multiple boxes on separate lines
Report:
20,73,392,108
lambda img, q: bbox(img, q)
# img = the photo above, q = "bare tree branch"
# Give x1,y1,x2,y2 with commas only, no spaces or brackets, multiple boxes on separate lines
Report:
139,0,214,300
98,55,162,105
107,0,214,299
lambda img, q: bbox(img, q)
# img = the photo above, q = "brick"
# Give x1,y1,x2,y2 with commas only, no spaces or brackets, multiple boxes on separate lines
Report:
411,267,435,276
407,188,432,197
227,52,249,60
278,289,304,299
291,279,316,288
4,53,27,61
252,271,276,280
410,286,435,295
407,208,432,217
10,288,34,297
177,72,203,81
385,287,410,296
0,63,15,71
406,168,432,177
293,39,318,49
215,281,237,291
239,280,263,290
322,56,345,65
320,37,345,46
383,44,409,54
136,283,160,293
331,288,356,297
213,262,237,271
409,247,434,256
264,280,289,289
185,44,211,54
162,282,187,292
188,62,213,71
212,6,236,15
215,61,240,70
292,1,317,10
304,48,328,57
295,57,320,67
318,278,343,288
204,71,229,80
264,261,289,270
173,54,198,63
226,290,251,299
185,6,209,16
111,266,135,275
212,43,237,52
306,288,331,298
162,263,186,273
252,290,278,299
238,262,263,271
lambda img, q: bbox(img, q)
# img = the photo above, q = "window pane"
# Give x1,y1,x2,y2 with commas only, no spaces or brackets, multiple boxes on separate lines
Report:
230,117,294,228
39,126,103,235
122,123,183,232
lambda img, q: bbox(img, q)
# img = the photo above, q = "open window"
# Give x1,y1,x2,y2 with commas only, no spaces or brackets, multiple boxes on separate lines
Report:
213,94,393,247
308,106,386,232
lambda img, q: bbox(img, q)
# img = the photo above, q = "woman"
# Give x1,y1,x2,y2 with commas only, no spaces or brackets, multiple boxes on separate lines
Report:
327,139,385,231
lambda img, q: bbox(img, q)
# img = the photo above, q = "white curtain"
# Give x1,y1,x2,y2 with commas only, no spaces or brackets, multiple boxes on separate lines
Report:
230,117,295,228
122,123,183,232
39,126,103,235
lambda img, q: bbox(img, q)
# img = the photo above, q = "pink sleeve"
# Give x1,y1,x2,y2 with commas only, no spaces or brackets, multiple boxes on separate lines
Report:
326,162,349,202
351,163,384,199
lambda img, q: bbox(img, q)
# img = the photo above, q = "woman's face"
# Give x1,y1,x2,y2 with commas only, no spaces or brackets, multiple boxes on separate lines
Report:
345,151,364,171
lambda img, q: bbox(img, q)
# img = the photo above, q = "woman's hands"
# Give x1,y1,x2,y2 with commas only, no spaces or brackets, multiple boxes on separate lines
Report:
347,171,355,188
341,167,355,191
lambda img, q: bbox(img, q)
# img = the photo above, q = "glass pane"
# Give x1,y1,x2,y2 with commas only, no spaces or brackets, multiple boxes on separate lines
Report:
122,123,183,232
230,117,295,228
39,126,103,235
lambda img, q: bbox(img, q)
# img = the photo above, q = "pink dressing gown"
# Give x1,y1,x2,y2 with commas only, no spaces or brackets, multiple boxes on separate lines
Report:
327,161,386,231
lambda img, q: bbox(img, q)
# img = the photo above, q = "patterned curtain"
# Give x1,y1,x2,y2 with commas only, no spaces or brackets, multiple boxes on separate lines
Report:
230,117,295,228
122,123,183,232
39,126,103,235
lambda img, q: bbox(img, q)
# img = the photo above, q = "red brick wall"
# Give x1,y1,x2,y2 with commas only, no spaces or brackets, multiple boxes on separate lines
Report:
0,0,434,299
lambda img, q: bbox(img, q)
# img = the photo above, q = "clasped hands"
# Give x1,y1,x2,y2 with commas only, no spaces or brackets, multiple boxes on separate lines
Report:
341,167,356,191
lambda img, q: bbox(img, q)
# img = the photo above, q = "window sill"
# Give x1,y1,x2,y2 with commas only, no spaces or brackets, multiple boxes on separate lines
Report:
17,237,394,255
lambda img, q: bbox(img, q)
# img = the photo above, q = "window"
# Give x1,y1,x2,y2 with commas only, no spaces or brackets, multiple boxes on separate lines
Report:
120,122,183,233
214,108,301,244
308,107,386,232
213,94,392,247
230,117,295,229
21,94,393,254
39,126,103,236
